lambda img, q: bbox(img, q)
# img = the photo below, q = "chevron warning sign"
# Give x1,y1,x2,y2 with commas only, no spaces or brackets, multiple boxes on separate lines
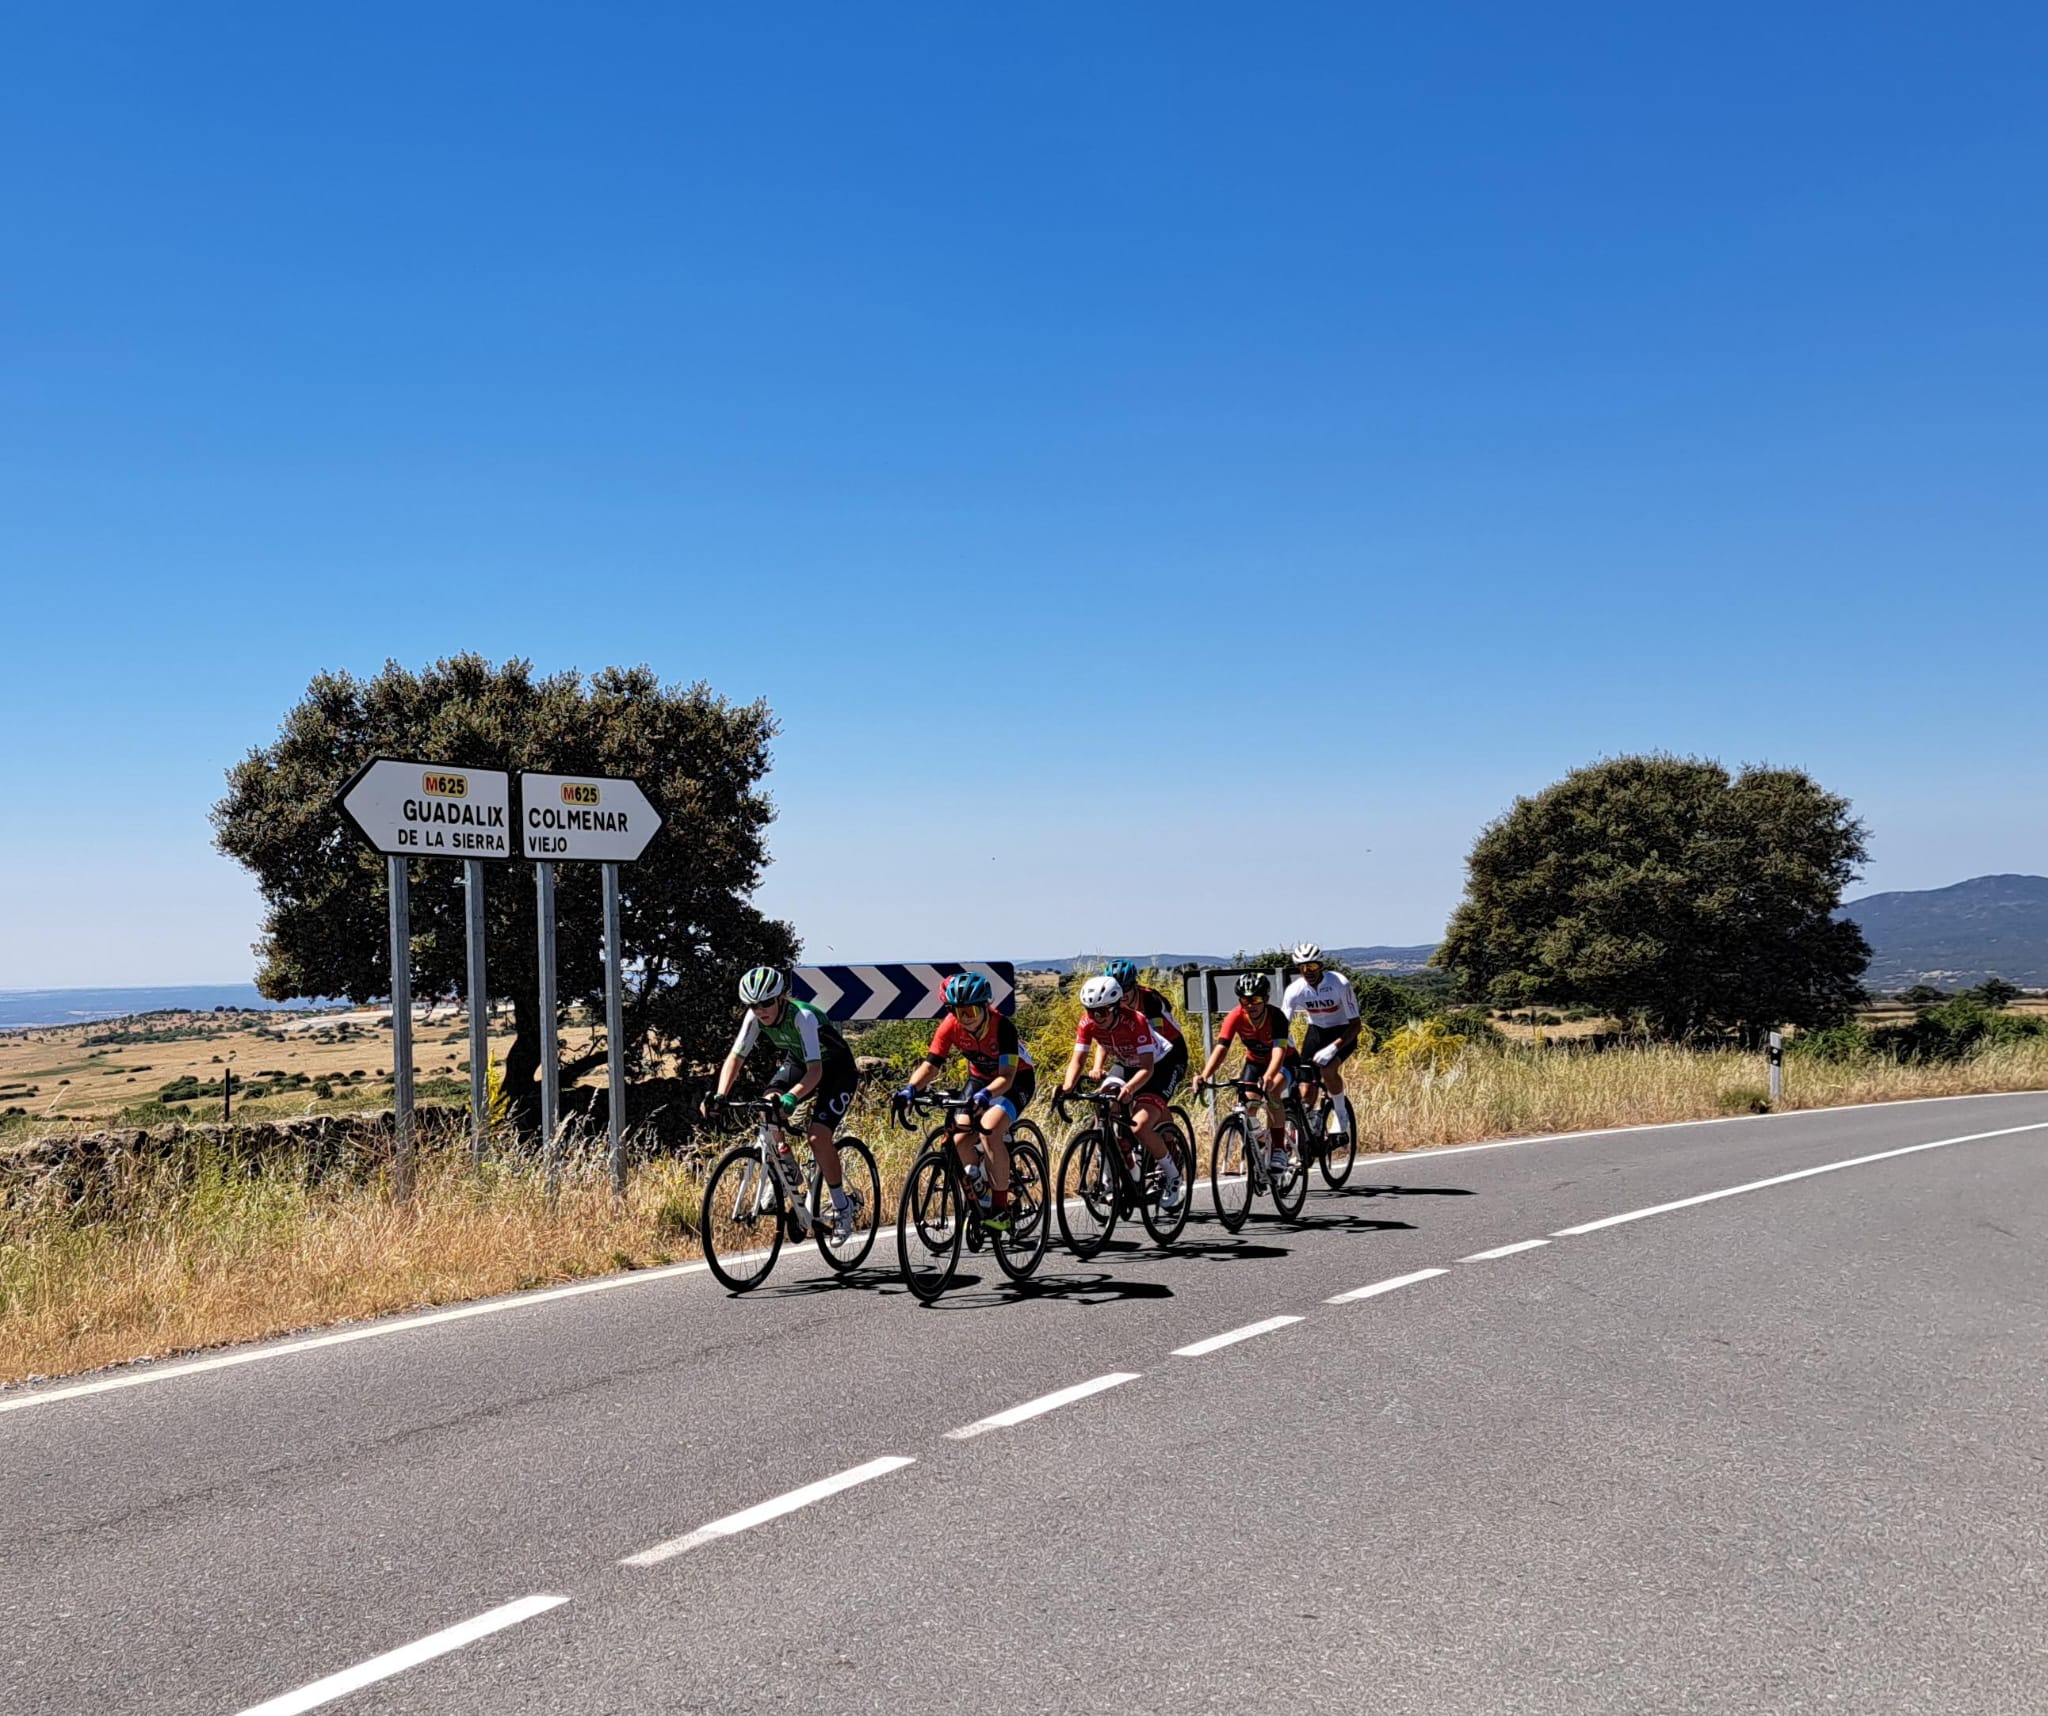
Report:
791,962,1016,1021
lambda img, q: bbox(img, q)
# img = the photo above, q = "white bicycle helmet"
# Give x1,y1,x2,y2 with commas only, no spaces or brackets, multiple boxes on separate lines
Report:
1292,942,1323,964
1079,974,1124,1009
737,965,788,1005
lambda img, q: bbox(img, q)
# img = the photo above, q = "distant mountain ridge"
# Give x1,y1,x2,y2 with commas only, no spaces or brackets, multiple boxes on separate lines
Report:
1015,945,1440,976
1840,873,2048,989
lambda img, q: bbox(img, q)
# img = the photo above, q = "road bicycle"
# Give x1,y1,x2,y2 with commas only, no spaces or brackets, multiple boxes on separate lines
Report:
1196,1074,1309,1229
698,1099,881,1292
1050,1084,1195,1258
893,1088,1051,1302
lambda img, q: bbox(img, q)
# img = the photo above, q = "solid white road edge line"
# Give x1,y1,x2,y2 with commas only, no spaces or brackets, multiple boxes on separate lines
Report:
944,1372,1142,1440
622,1456,916,1567
1172,1315,1304,1358
0,1258,720,1417
232,1593,569,1716
1552,1119,2048,1236
1460,1239,1552,1262
1325,1267,1448,1304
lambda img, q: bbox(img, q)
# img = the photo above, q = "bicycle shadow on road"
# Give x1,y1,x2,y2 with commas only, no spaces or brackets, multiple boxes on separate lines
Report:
1166,1239,1292,1262
1279,1214,1417,1234
1331,1183,1475,1199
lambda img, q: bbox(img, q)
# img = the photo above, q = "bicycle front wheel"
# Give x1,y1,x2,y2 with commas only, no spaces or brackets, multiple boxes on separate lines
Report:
1210,1113,1253,1233
700,1142,785,1293
1140,1119,1194,1247
896,1148,964,1302
992,1135,1050,1283
1056,1128,1118,1260
813,1137,881,1273
1269,1120,1310,1221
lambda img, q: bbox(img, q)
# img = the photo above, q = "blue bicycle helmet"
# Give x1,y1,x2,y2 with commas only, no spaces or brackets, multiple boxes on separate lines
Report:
1103,958,1140,992
943,970,993,1008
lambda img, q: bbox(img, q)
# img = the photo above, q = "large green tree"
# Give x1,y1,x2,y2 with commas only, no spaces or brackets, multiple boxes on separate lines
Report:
214,656,796,1124
1436,755,1871,1042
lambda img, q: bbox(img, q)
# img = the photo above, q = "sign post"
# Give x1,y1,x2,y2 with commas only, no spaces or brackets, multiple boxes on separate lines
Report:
464,860,489,1161
339,759,511,1198
519,773,664,1195
536,861,560,1186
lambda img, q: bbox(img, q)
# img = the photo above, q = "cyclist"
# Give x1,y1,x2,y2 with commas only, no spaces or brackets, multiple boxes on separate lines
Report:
897,971,1034,1231
1196,969,1299,1174
1103,958,1189,1099
1279,942,1361,1147
1054,973,1185,1212
701,965,861,1239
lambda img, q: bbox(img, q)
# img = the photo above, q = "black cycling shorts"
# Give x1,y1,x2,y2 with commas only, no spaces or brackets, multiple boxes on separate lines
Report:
1152,1039,1188,1098
1300,1024,1357,1069
768,1050,861,1131
967,1065,1036,1121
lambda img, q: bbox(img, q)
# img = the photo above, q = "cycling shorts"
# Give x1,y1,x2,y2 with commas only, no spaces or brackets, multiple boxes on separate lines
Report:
1152,1040,1188,1099
966,1065,1036,1123
768,1048,861,1131
1244,1048,1296,1086
1301,1024,1356,1069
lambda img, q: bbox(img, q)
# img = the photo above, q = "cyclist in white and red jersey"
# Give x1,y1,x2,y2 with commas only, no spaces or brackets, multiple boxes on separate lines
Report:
1055,973,1185,1212
1103,959,1188,1097
1197,969,1299,1172
1280,943,1361,1144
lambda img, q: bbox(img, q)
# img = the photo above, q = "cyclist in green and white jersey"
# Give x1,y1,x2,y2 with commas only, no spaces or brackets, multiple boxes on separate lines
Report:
702,966,862,1238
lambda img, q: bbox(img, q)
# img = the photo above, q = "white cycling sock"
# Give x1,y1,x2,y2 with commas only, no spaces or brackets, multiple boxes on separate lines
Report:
1332,1095,1352,1138
829,1183,849,1210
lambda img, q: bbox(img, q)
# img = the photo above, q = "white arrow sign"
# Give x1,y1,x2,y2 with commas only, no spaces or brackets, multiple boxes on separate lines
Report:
339,759,512,858
519,773,663,863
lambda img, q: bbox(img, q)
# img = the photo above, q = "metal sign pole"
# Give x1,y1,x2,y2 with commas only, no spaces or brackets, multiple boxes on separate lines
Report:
1201,974,1217,1139
387,854,415,1198
602,860,627,1197
464,859,489,1163
536,859,561,1187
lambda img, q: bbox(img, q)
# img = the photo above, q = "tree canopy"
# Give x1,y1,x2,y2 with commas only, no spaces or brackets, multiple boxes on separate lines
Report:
213,656,796,1124
1436,755,1871,1042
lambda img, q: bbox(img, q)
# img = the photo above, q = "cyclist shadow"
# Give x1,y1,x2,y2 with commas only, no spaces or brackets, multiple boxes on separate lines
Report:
1168,1239,1291,1262
1333,1184,1475,1199
1279,1214,1417,1233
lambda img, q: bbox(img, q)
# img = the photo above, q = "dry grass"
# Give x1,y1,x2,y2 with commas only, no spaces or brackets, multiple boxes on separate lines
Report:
6,1042,2048,1390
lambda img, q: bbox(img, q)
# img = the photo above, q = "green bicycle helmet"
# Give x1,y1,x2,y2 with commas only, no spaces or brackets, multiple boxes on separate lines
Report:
737,965,788,1005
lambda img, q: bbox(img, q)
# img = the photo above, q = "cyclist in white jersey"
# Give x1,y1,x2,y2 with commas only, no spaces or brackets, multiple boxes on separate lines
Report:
1280,943,1360,1144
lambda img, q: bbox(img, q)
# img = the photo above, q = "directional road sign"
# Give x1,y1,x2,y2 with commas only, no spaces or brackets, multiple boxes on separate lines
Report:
519,773,664,863
339,759,512,858
793,962,1017,1022
1182,968,1274,1015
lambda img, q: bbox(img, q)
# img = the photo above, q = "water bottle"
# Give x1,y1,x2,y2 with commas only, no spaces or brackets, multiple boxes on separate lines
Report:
966,1161,991,1210
775,1143,804,1196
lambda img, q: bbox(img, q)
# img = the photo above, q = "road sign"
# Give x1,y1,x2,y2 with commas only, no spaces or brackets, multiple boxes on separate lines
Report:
339,759,512,858
1182,969,1274,1014
518,773,663,862
792,962,1017,1021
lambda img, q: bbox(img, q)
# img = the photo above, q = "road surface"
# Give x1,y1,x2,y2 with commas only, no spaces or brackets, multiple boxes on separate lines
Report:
4,1091,2045,1714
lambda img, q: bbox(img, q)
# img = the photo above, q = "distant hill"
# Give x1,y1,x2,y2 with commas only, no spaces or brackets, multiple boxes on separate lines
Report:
1016,945,1439,976
1840,874,2048,989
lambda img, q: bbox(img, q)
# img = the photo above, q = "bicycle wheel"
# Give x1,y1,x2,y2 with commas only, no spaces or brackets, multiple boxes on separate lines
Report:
812,1137,881,1273
896,1148,963,1302
1140,1119,1194,1247
1056,1128,1119,1260
1007,1120,1051,1250
700,1142,785,1293
1317,1100,1357,1188
1170,1105,1201,1181
1269,1118,1310,1221
1210,1113,1253,1233
992,1136,1050,1283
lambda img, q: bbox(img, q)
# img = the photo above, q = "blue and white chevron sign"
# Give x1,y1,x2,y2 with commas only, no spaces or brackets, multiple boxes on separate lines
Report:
791,962,1016,1022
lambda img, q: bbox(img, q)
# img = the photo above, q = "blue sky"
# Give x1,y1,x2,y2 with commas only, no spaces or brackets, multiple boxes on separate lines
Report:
2,1,2043,987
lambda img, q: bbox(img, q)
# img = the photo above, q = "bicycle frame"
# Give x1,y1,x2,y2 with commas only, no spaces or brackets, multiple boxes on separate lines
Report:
723,1100,823,1238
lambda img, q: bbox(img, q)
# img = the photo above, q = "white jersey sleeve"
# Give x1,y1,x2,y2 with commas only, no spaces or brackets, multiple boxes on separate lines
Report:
1283,972,1359,1028
731,1012,761,1058
1280,976,1311,1021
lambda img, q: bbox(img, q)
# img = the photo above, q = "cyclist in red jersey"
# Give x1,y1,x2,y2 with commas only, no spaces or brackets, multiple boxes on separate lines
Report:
1103,958,1188,1097
1197,969,1299,1172
1054,973,1185,1212
898,971,1033,1231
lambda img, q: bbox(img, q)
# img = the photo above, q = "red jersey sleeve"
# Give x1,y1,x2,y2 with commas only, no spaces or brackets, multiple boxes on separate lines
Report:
1218,1004,1250,1043
929,1015,961,1059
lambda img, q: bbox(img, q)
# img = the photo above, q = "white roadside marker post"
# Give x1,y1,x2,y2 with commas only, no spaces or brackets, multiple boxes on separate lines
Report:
1768,1029,1784,1105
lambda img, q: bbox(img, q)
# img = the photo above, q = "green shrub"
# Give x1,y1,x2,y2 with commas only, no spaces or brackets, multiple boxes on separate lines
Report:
1871,999,2046,1063
1787,1024,1873,1063
1717,1086,1771,1115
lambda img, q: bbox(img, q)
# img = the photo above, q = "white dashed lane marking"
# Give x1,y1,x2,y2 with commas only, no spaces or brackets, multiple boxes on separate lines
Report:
623,1456,916,1567
1460,1239,1551,1262
1172,1315,1304,1358
943,1372,1141,1440
1325,1267,1447,1305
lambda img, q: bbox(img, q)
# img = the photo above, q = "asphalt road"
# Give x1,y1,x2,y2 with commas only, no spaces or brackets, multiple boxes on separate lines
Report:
4,1091,2045,1715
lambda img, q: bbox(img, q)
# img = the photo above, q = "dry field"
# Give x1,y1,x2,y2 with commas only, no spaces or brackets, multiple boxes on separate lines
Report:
6,1030,2048,1390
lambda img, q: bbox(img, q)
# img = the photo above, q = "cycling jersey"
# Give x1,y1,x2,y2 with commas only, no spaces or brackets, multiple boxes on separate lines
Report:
1075,1003,1169,1073
1219,1001,1296,1065
731,997,849,1064
1131,984,1184,1046
1281,971,1359,1030
927,1009,1034,1082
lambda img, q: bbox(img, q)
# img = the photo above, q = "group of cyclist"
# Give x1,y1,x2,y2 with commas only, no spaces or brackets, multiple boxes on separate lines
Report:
699,944,1363,1246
